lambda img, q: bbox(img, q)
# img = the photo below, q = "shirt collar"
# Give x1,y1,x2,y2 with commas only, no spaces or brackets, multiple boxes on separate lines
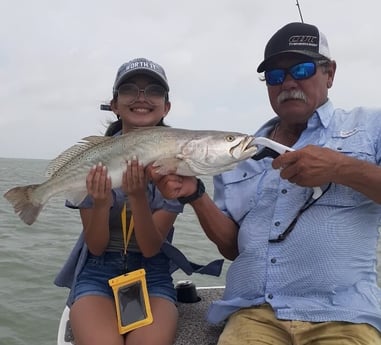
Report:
255,99,334,137
313,99,334,128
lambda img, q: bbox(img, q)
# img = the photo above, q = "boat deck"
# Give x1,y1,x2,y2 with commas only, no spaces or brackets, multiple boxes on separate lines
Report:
175,287,224,345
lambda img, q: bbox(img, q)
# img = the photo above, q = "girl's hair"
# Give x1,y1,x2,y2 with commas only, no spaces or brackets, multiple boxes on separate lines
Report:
104,119,122,137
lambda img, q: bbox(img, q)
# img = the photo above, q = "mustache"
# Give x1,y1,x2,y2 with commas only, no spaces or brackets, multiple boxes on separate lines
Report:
277,90,307,104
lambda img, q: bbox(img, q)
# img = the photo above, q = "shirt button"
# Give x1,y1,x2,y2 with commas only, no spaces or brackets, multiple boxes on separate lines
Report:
274,221,280,227
281,189,287,194
268,294,273,299
271,258,277,264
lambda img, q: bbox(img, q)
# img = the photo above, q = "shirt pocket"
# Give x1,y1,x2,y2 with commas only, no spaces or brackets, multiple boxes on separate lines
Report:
220,164,267,223
328,127,375,162
321,127,375,206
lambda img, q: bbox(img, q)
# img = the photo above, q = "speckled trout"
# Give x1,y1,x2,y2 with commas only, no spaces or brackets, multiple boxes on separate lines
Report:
4,127,257,225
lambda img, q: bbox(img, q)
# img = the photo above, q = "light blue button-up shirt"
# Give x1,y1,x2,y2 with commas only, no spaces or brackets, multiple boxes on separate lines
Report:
207,100,381,332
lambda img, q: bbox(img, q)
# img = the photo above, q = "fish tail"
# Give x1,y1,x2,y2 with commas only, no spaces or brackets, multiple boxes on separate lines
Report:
3,184,43,225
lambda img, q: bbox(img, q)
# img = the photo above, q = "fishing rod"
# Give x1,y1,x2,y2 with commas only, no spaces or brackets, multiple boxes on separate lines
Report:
295,0,304,23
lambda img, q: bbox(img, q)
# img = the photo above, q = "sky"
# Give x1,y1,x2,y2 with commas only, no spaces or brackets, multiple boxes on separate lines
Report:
1,0,381,159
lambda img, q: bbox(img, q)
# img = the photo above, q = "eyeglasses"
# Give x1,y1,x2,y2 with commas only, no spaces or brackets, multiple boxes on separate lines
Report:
269,183,331,243
117,83,167,105
265,61,328,86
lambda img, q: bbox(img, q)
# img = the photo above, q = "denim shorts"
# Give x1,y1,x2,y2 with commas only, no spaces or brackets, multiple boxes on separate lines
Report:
72,251,176,303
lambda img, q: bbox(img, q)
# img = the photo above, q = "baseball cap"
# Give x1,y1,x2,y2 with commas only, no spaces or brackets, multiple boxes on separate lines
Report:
113,57,169,94
257,22,331,72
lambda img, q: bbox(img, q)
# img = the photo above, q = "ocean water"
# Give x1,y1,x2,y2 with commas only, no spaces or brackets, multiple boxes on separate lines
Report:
0,157,228,345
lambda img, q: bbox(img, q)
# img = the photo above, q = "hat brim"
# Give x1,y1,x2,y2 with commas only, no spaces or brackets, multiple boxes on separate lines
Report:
257,50,329,72
114,69,169,93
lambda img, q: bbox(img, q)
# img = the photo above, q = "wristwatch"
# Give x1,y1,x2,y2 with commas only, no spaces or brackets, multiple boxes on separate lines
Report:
177,178,205,204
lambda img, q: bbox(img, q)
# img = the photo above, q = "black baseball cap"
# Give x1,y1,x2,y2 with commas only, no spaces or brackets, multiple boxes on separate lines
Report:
257,22,331,72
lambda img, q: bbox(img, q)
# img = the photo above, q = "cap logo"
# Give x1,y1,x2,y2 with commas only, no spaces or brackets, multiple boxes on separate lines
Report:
289,35,318,47
124,61,160,72
113,58,169,92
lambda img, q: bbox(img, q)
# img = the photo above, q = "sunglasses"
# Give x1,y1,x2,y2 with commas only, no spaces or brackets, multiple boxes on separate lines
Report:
265,61,328,86
117,83,167,105
268,183,332,243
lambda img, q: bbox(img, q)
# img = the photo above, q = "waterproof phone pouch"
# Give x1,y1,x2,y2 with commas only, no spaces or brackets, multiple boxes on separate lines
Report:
108,268,153,334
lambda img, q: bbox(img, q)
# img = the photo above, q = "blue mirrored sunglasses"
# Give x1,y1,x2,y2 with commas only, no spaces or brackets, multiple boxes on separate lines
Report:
265,61,327,86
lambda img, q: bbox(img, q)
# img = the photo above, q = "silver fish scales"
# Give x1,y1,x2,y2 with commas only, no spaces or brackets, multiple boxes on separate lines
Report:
4,127,258,225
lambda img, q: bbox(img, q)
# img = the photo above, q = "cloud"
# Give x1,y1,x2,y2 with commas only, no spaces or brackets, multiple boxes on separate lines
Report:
1,0,380,159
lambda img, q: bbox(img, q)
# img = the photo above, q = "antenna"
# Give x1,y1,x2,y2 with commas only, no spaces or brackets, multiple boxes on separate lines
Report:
295,0,304,23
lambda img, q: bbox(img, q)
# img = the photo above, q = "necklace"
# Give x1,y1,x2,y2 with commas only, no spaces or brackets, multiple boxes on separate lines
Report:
271,123,279,141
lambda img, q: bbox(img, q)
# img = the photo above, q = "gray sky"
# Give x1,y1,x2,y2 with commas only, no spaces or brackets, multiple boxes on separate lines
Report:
1,0,380,159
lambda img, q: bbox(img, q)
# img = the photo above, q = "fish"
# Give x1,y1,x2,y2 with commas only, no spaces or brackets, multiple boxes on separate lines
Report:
4,127,258,225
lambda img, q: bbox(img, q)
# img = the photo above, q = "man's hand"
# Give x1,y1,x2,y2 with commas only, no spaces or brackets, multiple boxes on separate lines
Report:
147,165,198,199
272,145,342,187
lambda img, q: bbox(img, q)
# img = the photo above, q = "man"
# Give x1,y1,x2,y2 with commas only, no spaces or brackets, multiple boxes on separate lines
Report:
150,22,381,344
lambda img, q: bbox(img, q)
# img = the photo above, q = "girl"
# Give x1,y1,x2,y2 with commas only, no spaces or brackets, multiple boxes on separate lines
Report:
58,58,182,345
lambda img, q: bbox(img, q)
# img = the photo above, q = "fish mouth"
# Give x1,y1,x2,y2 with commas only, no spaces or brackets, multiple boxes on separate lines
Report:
230,135,258,159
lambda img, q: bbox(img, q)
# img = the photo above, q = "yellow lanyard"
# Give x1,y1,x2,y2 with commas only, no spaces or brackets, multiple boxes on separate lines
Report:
121,201,134,255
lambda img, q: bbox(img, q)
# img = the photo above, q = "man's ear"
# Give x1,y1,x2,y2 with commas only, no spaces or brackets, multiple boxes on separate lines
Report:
327,60,337,89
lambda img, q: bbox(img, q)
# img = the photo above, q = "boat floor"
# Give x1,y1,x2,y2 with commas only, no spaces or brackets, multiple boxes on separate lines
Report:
58,287,225,345
175,287,224,345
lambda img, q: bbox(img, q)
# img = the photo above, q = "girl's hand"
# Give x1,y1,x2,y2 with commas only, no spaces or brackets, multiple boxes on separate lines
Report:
86,163,113,208
122,157,148,197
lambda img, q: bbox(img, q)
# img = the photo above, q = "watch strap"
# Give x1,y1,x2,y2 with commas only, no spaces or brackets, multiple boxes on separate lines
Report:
177,178,205,204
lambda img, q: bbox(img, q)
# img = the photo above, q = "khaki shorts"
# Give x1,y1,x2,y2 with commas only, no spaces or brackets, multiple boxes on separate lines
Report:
217,304,381,345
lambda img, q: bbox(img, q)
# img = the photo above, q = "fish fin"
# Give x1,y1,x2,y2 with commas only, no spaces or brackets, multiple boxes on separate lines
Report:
45,136,114,177
173,164,198,176
3,185,43,225
153,158,196,176
65,190,88,207
152,158,183,175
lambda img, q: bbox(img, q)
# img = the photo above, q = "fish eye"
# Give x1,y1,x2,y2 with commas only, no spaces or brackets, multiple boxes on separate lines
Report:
225,135,236,142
